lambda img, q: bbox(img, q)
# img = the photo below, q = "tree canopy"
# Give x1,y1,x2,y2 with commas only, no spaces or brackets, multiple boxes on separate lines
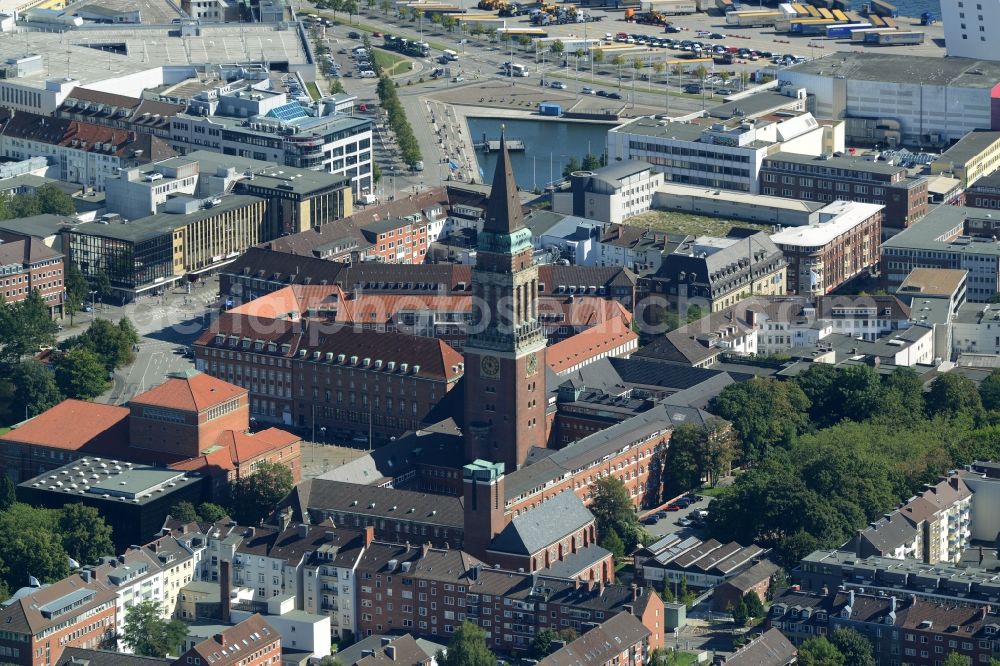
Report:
589,476,642,551
227,461,294,525
436,621,496,666
122,600,189,657
798,637,845,666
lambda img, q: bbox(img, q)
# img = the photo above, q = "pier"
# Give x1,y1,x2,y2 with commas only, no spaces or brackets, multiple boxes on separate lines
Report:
475,134,526,152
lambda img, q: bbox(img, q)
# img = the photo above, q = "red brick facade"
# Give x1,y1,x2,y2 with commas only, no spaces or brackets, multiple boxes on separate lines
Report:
0,233,65,318
129,393,250,459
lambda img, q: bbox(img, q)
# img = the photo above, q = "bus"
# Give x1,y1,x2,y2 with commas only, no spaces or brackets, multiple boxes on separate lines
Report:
442,48,459,61
502,62,531,76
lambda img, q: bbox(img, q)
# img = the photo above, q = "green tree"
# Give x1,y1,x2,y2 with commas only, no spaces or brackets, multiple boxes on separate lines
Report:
35,185,76,215
612,54,625,83
599,529,624,563
562,157,581,178
531,628,561,658
660,584,675,603
798,637,845,666
981,369,1000,412
0,503,68,591
54,347,109,400
92,270,112,299
927,373,983,422
593,47,604,66
10,360,62,420
317,657,345,666
373,162,382,184
663,423,703,496
122,600,189,658
831,627,876,666
64,318,136,370
198,502,228,522
0,290,58,367
589,476,640,550
709,378,810,463
582,153,601,170
742,590,764,618
436,621,496,666
228,461,294,525
65,262,90,324
942,654,971,666
380,0,390,14
59,503,114,566
170,500,200,523
731,598,749,626
549,39,565,58
0,476,14,511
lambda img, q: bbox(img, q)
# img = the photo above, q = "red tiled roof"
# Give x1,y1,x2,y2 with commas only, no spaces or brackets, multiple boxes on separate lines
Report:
1,399,129,451
184,615,279,666
546,316,638,374
0,109,175,161
130,372,247,413
171,427,300,474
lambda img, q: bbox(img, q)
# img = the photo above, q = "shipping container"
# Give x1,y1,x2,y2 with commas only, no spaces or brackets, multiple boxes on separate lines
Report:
717,0,734,11
725,8,782,24
539,103,562,115
869,0,897,16
818,7,834,18
874,29,923,43
804,4,821,17
868,14,885,25
826,20,870,36
779,3,798,16
791,2,807,14
832,7,849,19
882,15,895,26
791,18,833,32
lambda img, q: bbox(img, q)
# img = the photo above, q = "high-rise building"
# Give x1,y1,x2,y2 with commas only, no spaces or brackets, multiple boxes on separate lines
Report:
462,136,548,470
941,0,1000,60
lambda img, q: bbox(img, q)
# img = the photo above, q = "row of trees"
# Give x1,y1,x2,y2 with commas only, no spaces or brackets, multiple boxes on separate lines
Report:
0,184,75,221
561,153,608,178
376,75,422,167
0,483,114,597
704,364,1000,565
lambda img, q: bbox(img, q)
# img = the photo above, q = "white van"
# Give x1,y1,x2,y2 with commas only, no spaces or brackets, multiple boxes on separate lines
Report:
359,70,376,78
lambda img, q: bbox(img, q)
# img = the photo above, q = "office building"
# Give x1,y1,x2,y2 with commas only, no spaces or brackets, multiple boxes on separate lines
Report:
168,86,373,196
642,232,787,313
770,201,883,296
881,205,1000,301
941,0,1000,60
608,112,840,194
551,160,665,225
930,130,1000,188
66,194,267,301
966,171,1000,209
781,53,1000,145
759,152,928,230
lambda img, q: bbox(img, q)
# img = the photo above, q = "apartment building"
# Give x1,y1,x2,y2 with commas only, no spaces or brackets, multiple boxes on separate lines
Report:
966,171,1000,209
930,130,1000,189
881,205,1000,302
770,201,883,297
56,88,183,140
0,233,64,318
0,572,118,666
351,543,664,654
759,152,928,230
551,160,665,225
538,612,652,666
359,216,429,265
0,110,175,191
176,615,281,666
769,588,1000,666
65,194,267,301
642,232,787,313
608,113,839,194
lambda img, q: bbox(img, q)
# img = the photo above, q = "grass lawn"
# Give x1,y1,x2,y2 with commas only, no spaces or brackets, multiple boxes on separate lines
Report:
305,81,321,100
626,210,773,238
372,47,411,76
701,485,729,498
0,427,9,436
673,651,699,666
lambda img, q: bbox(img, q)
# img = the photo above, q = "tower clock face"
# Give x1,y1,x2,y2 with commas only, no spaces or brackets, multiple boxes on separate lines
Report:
525,352,538,377
480,355,500,379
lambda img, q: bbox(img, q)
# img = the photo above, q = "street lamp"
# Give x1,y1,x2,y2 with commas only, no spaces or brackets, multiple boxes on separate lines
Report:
319,426,326,444
89,290,97,322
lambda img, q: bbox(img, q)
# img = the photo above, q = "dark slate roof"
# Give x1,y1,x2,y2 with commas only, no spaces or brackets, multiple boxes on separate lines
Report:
724,628,797,666
609,357,735,391
58,648,171,666
538,612,650,666
302,479,465,529
316,422,461,485
489,491,594,556
539,543,612,579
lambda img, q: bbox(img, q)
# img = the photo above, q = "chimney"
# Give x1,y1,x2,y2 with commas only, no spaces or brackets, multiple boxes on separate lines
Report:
890,596,897,613
950,476,960,491
575,578,581,590
364,525,375,547
297,523,309,539
979,606,989,621
421,543,431,558
848,590,855,607
220,560,232,624
80,569,91,583
214,633,226,646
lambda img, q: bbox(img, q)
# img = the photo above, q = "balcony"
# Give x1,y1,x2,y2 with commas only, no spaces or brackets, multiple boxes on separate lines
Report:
322,601,339,612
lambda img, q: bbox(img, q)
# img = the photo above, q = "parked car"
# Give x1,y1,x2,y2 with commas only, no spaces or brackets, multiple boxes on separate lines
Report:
643,515,659,525
677,518,693,527
607,92,622,100
581,86,595,94
665,504,682,511
710,32,726,38
596,90,610,97
348,31,360,38
550,81,567,89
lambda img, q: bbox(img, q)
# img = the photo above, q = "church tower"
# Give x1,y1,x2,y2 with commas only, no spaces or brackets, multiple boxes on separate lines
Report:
463,135,547,470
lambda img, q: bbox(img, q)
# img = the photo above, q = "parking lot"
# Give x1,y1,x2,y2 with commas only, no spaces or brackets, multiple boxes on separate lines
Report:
643,494,714,539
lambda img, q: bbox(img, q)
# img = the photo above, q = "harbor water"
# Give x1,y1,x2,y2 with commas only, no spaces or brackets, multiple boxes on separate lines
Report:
467,117,612,191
